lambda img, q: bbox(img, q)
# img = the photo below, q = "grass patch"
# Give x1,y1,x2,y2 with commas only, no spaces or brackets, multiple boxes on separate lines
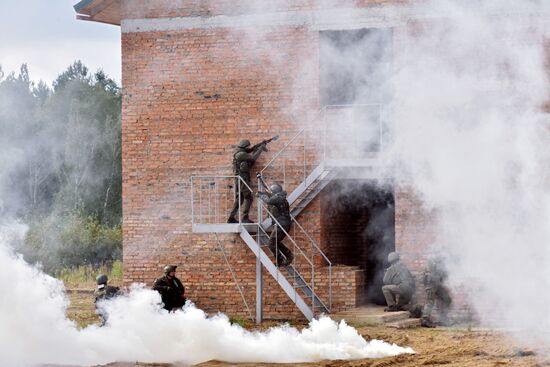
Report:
55,260,123,288
229,316,253,328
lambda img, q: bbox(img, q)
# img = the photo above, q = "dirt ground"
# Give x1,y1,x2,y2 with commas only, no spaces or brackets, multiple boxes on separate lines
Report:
67,285,549,367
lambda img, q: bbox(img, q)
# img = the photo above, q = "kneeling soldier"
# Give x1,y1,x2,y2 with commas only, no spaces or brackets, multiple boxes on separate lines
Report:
382,252,415,312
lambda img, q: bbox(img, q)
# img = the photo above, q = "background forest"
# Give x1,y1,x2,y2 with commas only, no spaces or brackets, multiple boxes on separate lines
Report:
0,61,122,274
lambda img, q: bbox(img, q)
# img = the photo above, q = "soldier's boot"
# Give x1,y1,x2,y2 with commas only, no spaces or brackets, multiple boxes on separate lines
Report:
228,199,240,223
395,294,403,310
281,252,293,267
241,199,252,223
421,317,436,328
283,252,294,266
384,305,400,312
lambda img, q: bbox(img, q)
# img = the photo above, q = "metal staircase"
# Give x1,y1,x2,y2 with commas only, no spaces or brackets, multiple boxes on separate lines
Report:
191,175,332,321
190,104,384,322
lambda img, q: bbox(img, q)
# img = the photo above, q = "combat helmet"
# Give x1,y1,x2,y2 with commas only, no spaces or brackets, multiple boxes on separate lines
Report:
270,184,283,194
96,274,108,285
164,265,177,275
387,252,400,264
237,139,251,148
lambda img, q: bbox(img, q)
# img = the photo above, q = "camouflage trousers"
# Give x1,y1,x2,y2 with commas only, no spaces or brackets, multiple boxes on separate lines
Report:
422,285,452,324
229,177,253,220
268,219,293,266
382,284,413,307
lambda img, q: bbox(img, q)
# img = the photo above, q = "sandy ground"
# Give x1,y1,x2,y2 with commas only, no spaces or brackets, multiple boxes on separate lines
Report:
66,286,549,367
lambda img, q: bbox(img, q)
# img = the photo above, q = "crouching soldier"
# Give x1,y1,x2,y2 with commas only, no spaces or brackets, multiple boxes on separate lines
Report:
153,265,186,312
382,252,415,312
94,274,121,326
257,183,294,267
421,257,452,327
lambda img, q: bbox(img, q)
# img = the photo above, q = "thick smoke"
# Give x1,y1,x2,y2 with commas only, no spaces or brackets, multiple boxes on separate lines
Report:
274,0,550,341
0,231,412,366
386,0,550,336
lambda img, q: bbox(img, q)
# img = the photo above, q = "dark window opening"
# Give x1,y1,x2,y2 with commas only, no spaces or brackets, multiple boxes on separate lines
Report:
320,28,392,156
320,28,392,106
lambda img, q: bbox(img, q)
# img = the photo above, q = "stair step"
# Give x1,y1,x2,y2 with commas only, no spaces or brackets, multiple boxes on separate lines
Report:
380,311,411,323
386,318,421,329
331,309,410,326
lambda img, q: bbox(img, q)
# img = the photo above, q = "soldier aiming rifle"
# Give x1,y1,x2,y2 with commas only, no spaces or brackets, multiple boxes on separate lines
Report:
227,136,278,224
245,135,279,153
256,173,294,267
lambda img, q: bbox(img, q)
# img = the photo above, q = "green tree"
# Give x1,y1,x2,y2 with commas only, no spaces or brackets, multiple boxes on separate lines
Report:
1,61,122,271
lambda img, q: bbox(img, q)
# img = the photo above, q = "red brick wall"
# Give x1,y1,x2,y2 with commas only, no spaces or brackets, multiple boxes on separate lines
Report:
121,21,326,319
120,1,439,320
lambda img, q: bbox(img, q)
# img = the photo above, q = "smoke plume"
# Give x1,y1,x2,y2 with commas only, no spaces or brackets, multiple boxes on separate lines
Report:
386,0,550,337
0,231,412,366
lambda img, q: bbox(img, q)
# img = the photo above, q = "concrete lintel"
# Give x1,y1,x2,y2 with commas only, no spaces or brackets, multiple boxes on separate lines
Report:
121,5,550,34
121,6,421,33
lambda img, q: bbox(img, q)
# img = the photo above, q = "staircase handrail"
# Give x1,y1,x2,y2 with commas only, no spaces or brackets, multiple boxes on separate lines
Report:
290,215,332,311
260,105,331,177
259,198,335,313
260,127,306,176
260,205,314,268
191,175,255,225
290,216,331,267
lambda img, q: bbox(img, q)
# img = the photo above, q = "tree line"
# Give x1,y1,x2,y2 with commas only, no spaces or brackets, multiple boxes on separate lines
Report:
0,61,122,272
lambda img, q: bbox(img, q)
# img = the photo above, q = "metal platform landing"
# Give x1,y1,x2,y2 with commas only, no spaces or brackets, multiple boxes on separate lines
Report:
192,223,259,233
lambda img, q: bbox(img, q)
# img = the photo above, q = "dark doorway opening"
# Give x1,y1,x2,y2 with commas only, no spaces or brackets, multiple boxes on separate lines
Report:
321,179,395,305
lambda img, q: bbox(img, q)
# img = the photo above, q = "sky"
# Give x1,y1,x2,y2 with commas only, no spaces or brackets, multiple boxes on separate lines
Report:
0,0,121,85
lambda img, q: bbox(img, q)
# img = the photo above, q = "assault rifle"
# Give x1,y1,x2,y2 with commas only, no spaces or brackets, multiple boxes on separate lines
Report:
247,135,279,153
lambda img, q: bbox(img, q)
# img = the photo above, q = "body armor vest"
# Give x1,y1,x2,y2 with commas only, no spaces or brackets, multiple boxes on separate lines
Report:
268,194,290,221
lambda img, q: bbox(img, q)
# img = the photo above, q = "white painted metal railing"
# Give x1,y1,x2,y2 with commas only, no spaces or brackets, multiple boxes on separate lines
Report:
190,174,331,316
259,104,383,205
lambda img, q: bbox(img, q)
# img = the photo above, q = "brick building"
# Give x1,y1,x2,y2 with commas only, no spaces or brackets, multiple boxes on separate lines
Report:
74,0,445,321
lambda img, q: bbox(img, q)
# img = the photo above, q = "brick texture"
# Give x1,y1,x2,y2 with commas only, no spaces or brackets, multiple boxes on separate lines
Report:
120,0,457,320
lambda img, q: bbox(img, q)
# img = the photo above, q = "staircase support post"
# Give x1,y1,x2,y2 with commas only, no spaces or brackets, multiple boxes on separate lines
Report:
256,255,262,324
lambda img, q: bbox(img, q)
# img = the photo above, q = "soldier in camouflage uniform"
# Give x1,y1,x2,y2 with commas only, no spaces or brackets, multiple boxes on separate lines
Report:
257,183,294,267
153,265,186,312
94,274,121,325
382,252,415,312
421,257,452,327
227,139,267,224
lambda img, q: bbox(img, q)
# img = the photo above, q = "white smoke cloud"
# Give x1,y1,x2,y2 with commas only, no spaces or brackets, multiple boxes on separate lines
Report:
385,0,550,336
0,233,412,366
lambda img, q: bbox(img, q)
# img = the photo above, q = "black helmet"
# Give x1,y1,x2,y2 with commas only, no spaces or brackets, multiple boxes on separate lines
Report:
96,274,108,285
164,265,177,275
270,184,283,194
237,139,251,148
